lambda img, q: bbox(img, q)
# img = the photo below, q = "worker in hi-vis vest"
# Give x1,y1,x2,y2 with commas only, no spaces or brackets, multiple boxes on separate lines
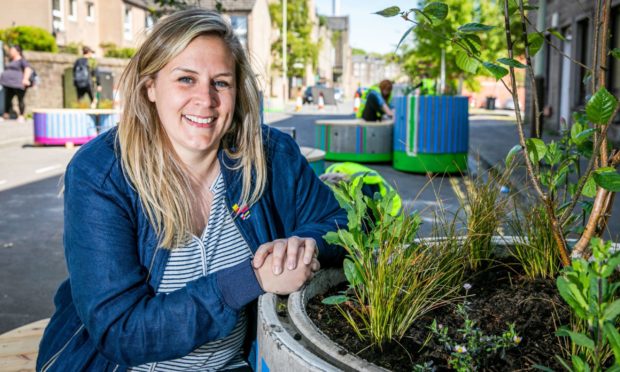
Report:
355,79,394,122
320,162,402,217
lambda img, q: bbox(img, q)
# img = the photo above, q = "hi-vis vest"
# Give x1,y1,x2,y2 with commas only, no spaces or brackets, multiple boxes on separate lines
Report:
325,162,402,216
355,85,392,119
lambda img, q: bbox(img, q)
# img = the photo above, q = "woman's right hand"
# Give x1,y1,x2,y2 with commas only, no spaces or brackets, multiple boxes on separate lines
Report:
253,246,314,295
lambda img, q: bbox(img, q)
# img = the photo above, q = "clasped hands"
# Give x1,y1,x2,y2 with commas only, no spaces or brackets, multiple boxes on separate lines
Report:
252,236,320,295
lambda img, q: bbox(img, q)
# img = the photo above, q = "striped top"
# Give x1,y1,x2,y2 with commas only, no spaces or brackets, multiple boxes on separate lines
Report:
129,173,252,371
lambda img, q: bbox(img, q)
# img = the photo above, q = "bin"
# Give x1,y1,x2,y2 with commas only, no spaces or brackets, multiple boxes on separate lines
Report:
392,95,468,173
485,96,496,110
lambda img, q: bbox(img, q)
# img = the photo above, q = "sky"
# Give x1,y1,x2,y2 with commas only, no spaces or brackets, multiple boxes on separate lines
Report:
314,0,419,55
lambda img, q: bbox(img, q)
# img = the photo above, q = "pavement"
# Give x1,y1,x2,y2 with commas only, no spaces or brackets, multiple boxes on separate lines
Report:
0,100,618,335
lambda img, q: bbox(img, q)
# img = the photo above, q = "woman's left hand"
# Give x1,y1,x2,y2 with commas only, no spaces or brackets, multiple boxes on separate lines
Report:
22,78,31,87
253,236,320,275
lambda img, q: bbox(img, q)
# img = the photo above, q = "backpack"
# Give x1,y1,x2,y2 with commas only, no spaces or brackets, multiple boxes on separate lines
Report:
73,58,91,89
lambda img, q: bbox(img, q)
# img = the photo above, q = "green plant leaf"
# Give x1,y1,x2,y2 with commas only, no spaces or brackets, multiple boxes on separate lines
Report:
374,6,401,17
343,258,362,287
505,144,522,167
556,330,595,350
323,231,341,245
593,168,620,192
547,28,566,41
526,138,547,163
528,32,544,56
572,128,596,146
456,52,480,74
610,48,620,60
603,321,620,363
483,62,509,80
396,26,415,51
582,176,597,198
498,57,526,68
532,365,555,372
585,87,618,125
557,277,588,319
423,2,448,20
571,355,590,371
603,299,620,321
322,295,348,305
458,23,495,33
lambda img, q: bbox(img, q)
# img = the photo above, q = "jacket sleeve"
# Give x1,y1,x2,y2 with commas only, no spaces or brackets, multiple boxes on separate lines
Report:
63,160,264,366
272,133,347,266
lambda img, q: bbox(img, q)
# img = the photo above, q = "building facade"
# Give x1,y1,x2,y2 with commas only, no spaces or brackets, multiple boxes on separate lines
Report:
0,0,153,54
531,0,620,141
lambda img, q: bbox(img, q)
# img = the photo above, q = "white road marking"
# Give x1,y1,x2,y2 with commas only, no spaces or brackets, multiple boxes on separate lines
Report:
35,165,62,174
0,136,31,146
0,180,6,186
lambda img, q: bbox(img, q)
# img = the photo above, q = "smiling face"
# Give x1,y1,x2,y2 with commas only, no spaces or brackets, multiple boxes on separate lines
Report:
146,34,236,163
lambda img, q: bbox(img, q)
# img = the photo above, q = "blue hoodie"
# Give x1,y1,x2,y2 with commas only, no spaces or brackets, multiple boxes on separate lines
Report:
36,126,346,371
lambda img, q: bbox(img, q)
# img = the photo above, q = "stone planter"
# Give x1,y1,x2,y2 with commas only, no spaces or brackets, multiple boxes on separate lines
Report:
255,236,620,371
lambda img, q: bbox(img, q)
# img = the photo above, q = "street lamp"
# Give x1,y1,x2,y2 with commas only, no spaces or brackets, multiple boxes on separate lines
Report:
282,0,288,104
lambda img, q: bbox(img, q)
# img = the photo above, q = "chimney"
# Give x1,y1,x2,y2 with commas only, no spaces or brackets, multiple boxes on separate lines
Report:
332,0,340,16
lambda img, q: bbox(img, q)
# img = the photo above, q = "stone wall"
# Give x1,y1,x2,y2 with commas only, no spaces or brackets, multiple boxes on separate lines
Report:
20,51,129,113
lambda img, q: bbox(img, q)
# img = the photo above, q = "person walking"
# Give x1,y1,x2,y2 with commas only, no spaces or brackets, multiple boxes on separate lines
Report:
0,45,33,122
36,9,346,371
356,79,394,122
73,46,101,108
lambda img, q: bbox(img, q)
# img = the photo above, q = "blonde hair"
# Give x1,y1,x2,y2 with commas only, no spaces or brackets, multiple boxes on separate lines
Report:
117,9,266,248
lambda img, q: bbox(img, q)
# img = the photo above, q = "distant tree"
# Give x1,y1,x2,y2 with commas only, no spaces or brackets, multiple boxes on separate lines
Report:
269,0,318,80
400,0,506,93
0,26,57,52
352,48,367,55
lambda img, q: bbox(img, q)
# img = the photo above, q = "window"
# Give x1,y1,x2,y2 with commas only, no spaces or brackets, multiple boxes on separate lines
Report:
145,13,154,31
575,18,590,106
52,0,64,31
68,0,77,21
86,2,95,22
124,5,133,40
230,16,248,49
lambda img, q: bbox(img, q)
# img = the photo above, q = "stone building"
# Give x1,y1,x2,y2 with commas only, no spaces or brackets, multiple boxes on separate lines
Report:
0,0,272,112
530,0,620,141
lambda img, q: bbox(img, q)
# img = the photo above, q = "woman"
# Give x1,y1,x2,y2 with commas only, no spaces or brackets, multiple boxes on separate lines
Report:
36,9,345,371
0,44,32,123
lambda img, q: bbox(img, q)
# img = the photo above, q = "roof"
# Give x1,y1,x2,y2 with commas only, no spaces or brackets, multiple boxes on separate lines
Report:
196,0,257,11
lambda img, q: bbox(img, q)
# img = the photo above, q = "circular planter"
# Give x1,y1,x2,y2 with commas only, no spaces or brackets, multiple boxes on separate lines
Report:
256,236,620,371
392,95,468,173
300,146,326,176
33,108,120,145
315,119,393,163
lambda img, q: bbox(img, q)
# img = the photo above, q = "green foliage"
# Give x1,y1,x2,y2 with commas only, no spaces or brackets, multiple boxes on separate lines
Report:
100,43,135,59
322,178,463,348
458,168,512,270
554,238,620,370
508,204,562,280
397,0,509,93
352,47,366,55
430,300,521,371
269,0,318,77
585,87,619,125
0,26,57,52
59,42,81,55
593,168,620,193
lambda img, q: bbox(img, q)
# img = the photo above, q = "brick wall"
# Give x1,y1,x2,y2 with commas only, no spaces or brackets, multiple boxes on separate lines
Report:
20,51,129,113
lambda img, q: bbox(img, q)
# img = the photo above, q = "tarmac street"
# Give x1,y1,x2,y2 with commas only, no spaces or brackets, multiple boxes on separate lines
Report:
0,102,619,335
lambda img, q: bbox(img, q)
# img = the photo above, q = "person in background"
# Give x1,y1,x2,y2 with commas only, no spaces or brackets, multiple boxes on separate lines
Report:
356,79,394,121
37,9,346,371
0,45,33,123
73,46,101,108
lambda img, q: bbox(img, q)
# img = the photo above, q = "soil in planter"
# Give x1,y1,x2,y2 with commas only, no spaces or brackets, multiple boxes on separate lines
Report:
307,262,572,371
